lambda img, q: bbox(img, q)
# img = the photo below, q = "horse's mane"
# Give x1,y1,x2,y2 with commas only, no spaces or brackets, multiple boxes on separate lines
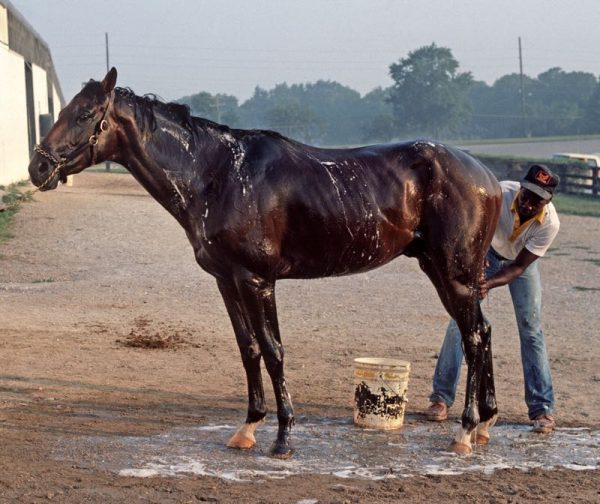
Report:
113,86,293,148
114,87,227,136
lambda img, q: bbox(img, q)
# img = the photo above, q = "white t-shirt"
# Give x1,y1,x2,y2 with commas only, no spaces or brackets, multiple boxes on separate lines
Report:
491,181,560,260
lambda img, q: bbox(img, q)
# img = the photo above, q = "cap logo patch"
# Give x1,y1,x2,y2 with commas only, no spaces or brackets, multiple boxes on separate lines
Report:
535,170,551,185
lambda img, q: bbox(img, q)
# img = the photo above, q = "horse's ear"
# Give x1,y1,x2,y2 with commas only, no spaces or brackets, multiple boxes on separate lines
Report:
101,67,118,94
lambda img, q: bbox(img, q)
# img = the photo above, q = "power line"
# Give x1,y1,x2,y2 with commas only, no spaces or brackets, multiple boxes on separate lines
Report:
519,37,526,135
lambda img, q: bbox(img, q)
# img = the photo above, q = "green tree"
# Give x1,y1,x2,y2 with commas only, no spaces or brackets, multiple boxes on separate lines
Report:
361,87,395,142
301,80,363,144
468,68,597,138
388,43,473,138
239,83,322,142
178,92,239,126
264,100,321,143
532,68,596,135
582,81,600,134
239,80,384,145
535,68,596,109
469,74,537,138
238,86,276,128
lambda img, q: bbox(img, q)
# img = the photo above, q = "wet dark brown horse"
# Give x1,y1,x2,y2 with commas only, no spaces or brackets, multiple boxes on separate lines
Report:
29,68,501,457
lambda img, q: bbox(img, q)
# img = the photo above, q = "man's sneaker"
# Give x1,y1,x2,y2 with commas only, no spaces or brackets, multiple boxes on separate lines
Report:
532,414,556,433
425,401,448,421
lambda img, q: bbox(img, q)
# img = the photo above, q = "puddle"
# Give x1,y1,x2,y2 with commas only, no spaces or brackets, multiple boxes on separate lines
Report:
53,415,599,481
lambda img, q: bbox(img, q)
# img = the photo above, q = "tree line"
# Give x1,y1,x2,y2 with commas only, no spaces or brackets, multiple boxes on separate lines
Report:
177,43,600,146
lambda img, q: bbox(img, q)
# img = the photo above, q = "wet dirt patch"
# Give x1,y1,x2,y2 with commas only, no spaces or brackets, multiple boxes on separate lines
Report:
53,414,599,482
115,316,197,350
117,332,187,350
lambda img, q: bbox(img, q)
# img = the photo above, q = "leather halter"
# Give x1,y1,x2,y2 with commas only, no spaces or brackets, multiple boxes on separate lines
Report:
34,93,112,190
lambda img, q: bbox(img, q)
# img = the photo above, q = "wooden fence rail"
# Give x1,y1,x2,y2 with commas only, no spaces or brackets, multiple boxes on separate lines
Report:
555,165,599,198
476,156,600,199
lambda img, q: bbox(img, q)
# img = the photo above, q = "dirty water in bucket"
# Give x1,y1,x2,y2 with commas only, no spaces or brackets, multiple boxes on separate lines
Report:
53,414,599,481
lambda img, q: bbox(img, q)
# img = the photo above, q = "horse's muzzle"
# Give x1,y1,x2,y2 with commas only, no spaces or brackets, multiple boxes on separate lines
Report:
28,155,61,190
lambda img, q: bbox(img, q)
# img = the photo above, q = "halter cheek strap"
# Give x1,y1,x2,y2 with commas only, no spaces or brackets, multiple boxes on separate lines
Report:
89,118,110,165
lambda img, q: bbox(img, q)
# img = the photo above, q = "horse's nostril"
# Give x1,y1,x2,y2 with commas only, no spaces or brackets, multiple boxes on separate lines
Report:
39,161,49,173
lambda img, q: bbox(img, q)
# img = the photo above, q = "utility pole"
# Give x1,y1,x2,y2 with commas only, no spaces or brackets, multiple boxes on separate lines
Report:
213,95,222,123
105,32,111,171
105,32,110,74
518,37,526,137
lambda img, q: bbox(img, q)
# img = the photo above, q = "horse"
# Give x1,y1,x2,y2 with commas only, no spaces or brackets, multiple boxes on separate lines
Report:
28,68,502,458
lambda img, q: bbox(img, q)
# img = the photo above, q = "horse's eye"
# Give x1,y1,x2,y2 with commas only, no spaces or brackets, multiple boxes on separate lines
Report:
77,111,93,123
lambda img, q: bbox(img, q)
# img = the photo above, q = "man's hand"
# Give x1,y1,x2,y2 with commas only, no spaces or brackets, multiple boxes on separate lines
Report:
481,248,541,297
479,270,489,299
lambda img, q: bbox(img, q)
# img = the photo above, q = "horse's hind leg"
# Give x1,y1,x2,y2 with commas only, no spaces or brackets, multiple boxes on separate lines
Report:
217,279,266,450
452,308,497,453
416,251,497,454
473,324,498,445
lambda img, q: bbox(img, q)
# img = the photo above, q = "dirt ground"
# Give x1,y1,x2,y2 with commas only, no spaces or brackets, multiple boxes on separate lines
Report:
0,172,598,503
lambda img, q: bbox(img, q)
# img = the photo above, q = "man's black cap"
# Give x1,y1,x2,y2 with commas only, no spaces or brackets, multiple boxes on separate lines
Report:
521,164,560,201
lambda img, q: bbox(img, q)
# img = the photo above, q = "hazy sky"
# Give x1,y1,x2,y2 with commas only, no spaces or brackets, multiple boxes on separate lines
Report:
9,0,600,104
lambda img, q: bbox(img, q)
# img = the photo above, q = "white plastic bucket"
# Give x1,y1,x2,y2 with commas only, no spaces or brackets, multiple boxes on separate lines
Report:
353,357,410,430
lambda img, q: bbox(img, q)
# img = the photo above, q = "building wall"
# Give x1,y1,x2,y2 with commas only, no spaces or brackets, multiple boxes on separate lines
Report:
0,45,29,186
0,1,63,187
0,5,8,46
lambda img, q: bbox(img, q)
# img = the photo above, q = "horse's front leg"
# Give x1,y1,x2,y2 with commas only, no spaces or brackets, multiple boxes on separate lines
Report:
217,279,266,450
235,273,295,459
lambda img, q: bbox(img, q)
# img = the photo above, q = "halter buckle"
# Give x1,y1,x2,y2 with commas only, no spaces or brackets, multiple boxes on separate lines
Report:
89,134,98,146
100,119,109,132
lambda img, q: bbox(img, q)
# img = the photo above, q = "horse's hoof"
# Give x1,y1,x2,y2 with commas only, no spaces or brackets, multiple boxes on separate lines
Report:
473,414,496,445
450,441,472,455
227,431,256,450
227,422,260,450
469,429,490,445
268,442,295,460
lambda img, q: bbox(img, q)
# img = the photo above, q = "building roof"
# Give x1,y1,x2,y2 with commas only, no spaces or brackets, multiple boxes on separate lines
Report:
1,0,65,106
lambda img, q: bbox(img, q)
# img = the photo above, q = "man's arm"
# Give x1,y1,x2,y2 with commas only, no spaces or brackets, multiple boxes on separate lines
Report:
479,248,540,298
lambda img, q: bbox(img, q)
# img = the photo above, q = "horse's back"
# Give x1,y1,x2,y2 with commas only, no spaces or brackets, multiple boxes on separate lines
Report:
271,137,497,196
227,137,500,279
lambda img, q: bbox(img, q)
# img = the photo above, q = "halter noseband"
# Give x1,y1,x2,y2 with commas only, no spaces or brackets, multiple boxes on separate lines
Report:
34,94,112,190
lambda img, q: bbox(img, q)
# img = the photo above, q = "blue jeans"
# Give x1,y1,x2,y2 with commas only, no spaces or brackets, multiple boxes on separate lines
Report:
429,249,555,419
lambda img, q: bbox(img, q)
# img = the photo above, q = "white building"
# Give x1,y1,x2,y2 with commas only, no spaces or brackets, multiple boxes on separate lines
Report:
0,0,64,186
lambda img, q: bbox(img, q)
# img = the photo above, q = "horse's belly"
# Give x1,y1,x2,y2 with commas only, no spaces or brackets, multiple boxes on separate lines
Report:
278,228,413,279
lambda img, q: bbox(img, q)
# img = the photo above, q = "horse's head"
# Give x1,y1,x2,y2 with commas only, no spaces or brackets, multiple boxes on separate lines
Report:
28,67,118,191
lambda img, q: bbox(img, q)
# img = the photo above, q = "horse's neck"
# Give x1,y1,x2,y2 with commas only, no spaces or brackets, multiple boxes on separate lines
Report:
111,102,233,223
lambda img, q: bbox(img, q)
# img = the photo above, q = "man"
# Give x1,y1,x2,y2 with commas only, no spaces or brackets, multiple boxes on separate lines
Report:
426,164,560,433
